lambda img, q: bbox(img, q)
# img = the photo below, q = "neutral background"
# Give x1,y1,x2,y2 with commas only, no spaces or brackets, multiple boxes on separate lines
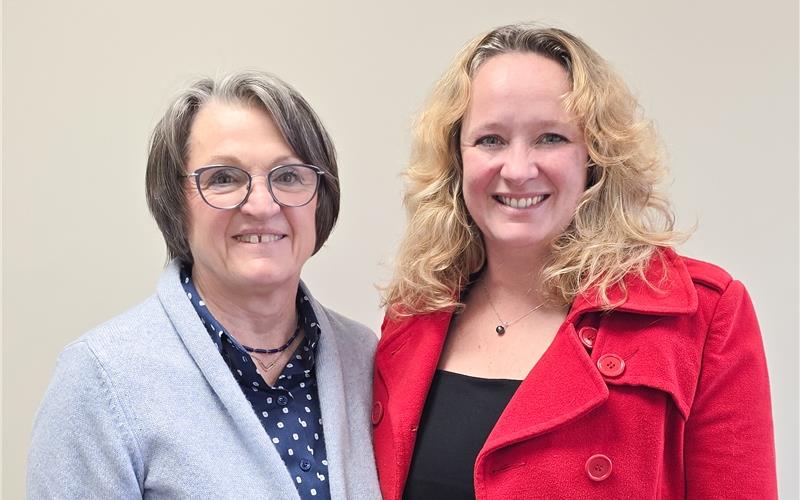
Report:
3,0,798,497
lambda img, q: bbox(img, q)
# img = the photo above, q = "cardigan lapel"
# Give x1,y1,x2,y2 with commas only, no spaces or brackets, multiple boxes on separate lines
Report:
303,281,354,500
155,261,300,500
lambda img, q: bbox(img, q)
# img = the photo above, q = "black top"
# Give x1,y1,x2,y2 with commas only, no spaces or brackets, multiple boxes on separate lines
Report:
404,369,522,500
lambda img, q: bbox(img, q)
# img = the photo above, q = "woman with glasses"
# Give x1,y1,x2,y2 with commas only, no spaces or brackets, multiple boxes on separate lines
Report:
373,24,777,499
28,71,381,499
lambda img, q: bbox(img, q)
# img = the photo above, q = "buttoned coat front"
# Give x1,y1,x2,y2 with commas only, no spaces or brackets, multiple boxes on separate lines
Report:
372,251,777,499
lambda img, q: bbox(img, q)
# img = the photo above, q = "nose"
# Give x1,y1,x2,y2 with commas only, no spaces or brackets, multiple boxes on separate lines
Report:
239,176,281,217
500,143,539,185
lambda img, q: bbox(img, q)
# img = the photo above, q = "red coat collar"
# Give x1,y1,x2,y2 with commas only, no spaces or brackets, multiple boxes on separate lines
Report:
568,247,698,321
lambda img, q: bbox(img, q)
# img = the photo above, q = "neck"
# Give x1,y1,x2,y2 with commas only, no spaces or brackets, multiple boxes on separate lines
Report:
480,244,550,303
192,270,300,348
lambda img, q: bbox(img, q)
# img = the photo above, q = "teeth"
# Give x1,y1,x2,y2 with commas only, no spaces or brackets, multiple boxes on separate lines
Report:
236,234,282,243
498,195,546,208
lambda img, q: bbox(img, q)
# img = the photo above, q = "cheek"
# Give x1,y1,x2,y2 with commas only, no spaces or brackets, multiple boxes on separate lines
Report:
184,189,206,236
461,175,482,221
290,203,318,252
184,200,202,245
185,197,228,248
555,150,589,196
461,159,496,211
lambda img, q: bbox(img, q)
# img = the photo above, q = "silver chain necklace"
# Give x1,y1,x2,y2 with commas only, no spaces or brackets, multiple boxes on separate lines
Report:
482,284,546,335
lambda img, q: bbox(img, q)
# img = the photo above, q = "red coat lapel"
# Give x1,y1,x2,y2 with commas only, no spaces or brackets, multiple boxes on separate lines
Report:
480,322,608,456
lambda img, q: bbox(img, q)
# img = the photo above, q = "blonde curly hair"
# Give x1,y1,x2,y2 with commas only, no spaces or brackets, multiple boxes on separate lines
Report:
383,24,685,316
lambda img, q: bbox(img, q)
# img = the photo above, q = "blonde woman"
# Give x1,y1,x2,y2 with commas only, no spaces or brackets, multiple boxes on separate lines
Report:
372,24,776,499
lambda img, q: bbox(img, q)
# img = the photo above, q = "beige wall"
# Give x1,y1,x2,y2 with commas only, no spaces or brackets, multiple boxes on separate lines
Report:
3,0,798,497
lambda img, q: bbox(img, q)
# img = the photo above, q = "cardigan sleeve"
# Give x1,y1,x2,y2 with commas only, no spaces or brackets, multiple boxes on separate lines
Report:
684,280,777,498
27,340,144,499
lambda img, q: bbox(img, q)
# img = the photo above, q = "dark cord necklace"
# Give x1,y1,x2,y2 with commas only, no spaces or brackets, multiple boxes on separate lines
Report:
239,324,301,354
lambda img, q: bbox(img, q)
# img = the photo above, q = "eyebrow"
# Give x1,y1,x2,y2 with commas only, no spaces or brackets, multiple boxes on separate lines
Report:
464,118,576,136
205,154,244,165
204,154,301,167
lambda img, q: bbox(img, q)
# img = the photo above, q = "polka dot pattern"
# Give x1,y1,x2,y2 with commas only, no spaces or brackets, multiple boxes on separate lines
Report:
181,265,330,499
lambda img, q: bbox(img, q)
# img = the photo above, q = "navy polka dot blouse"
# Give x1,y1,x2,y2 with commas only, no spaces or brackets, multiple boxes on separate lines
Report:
181,265,330,499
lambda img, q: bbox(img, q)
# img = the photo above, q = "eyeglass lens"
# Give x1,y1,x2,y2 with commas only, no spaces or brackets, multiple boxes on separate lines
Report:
196,165,319,209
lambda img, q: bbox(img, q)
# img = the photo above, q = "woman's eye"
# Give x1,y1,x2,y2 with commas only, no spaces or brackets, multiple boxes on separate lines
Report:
200,167,248,190
209,173,235,185
207,169,244,186
475,135,505,147
539,133,568,145
274,171,301,184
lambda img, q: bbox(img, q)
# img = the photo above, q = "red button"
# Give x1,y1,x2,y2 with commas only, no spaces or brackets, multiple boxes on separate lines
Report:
597,354,625,377
585,454,612,481
371,401,383,425
579,327,598,349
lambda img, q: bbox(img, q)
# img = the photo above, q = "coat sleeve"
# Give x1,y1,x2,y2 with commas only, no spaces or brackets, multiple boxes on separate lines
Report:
27,340,144,499
684,280,777,498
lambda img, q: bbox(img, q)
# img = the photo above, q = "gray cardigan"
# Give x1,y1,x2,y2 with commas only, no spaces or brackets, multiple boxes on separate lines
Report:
27,261,381,499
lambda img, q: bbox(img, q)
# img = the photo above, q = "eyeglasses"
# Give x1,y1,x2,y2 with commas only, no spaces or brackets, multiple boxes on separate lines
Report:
183,164,326,209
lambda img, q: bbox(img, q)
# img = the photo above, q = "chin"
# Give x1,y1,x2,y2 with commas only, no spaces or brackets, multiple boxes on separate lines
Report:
484,227,563,255
490,228,549,245
232,262,293,287
241,272,292,290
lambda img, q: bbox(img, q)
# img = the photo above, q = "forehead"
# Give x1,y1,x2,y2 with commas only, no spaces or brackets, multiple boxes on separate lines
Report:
189,100,275,141
470,52,571,102
463,52,576,128
186,100,297,166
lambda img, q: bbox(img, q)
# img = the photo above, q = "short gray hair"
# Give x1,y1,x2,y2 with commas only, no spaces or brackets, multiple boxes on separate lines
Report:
145,71,340,264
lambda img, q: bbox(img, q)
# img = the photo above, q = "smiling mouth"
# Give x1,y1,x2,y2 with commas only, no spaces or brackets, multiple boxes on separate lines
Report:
493,194,549,209
234,234,285,244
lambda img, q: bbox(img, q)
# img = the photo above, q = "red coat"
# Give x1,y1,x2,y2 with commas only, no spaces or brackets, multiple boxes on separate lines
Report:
372,250,777,499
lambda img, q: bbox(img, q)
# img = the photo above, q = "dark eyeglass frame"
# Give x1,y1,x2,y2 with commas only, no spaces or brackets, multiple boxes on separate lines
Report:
182,163,327,210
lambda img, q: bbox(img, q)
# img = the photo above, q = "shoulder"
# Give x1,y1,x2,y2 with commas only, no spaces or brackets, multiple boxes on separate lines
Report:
39,295,177,417
671,252,744,321
32,300,167,449
673,254,759,343
80,262,192,358
300,280,378,352
378,307,452,353
62,285,195,396
637,248,739,315
679,254,734,294
79,294,174,358
87,294,168,335
319,305,378,351
314,303,379,394
649,250,760,355
380,307,415,338
642,249,747,325
42,263,183,405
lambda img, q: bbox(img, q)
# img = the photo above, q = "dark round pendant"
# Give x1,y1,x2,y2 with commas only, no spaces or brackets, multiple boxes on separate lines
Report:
496,325,506,335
